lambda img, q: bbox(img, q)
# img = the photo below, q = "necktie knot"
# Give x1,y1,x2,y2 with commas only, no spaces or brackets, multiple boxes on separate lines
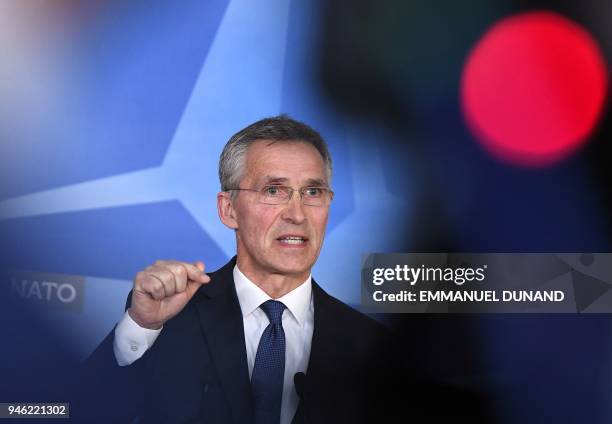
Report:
260,300,286,325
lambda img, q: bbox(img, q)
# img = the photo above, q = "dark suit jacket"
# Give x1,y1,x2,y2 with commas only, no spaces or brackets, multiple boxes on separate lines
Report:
80,257,401,423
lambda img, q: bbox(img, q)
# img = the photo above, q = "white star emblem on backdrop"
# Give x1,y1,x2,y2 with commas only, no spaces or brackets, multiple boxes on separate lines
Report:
0,0,409,305
0,0,292,257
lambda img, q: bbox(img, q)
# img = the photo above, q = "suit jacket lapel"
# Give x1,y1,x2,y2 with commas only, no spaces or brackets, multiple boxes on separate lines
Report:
292,280,339,423
193,258,253,424
307,281,333,375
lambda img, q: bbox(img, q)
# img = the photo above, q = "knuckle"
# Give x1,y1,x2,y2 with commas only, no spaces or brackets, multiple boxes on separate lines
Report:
164,269,176,283
167,264,180,276
142,278,156,293
174,265,186,277
154,282,165,295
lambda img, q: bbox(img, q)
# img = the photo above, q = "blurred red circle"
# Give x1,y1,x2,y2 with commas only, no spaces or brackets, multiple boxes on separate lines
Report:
461,11,608,166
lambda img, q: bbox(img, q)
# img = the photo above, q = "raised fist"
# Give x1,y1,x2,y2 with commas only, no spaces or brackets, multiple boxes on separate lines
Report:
128,260,210,329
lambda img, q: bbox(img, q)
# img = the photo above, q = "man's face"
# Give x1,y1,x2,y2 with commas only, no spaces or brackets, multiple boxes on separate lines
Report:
227,140,330,282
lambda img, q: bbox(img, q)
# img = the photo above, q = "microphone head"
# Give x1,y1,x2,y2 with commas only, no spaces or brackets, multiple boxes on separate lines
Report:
294,372,306,397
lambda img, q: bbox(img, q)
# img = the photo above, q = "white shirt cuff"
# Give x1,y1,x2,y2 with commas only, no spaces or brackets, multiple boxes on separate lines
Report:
113,310,162,366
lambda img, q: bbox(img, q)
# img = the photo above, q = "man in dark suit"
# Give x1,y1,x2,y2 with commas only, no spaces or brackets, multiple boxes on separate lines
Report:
84,116,399,424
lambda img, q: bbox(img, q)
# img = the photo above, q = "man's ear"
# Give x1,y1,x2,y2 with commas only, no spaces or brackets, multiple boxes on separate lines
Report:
217,191,238,229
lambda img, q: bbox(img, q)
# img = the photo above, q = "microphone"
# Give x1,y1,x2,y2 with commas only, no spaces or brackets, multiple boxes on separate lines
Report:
293,372,309,423
294,372,306,399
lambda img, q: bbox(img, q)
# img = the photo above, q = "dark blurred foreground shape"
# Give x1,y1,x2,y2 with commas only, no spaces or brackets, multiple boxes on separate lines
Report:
317,1,612,423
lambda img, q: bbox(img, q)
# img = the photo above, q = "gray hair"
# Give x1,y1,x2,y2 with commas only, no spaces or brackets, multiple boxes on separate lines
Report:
219,115,333,193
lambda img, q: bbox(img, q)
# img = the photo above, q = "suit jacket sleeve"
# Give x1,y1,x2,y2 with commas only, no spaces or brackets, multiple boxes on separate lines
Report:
76,291,149,423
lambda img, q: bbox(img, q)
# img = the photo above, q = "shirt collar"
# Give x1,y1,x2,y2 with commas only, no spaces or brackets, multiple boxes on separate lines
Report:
233,265,312,326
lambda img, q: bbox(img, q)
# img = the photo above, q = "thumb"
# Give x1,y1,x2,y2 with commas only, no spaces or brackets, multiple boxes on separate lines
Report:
185,262,210,299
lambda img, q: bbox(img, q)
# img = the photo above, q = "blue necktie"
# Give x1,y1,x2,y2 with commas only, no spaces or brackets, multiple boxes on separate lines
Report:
251,300,286,424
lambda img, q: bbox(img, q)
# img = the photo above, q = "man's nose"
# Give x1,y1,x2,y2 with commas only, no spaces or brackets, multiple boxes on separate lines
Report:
281,192,306,224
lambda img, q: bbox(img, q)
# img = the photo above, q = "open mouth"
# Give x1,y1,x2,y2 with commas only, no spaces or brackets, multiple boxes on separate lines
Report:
277,236,308,246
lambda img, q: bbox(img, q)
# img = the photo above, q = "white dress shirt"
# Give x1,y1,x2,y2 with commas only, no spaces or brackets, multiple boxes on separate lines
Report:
113,265,314,424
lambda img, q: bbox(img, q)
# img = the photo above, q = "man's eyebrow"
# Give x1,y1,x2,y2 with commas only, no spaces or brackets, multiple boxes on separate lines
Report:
258,176,329,187
260,176,289,185
304,178,328,187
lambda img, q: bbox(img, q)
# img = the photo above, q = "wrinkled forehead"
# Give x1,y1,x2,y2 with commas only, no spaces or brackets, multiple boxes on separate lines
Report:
242,140,329,187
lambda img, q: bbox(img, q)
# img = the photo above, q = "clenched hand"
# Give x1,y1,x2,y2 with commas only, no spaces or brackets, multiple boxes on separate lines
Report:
128,260,211,329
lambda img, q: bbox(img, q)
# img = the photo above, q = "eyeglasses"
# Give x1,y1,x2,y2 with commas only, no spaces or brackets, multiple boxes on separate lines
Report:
228,185,334,206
